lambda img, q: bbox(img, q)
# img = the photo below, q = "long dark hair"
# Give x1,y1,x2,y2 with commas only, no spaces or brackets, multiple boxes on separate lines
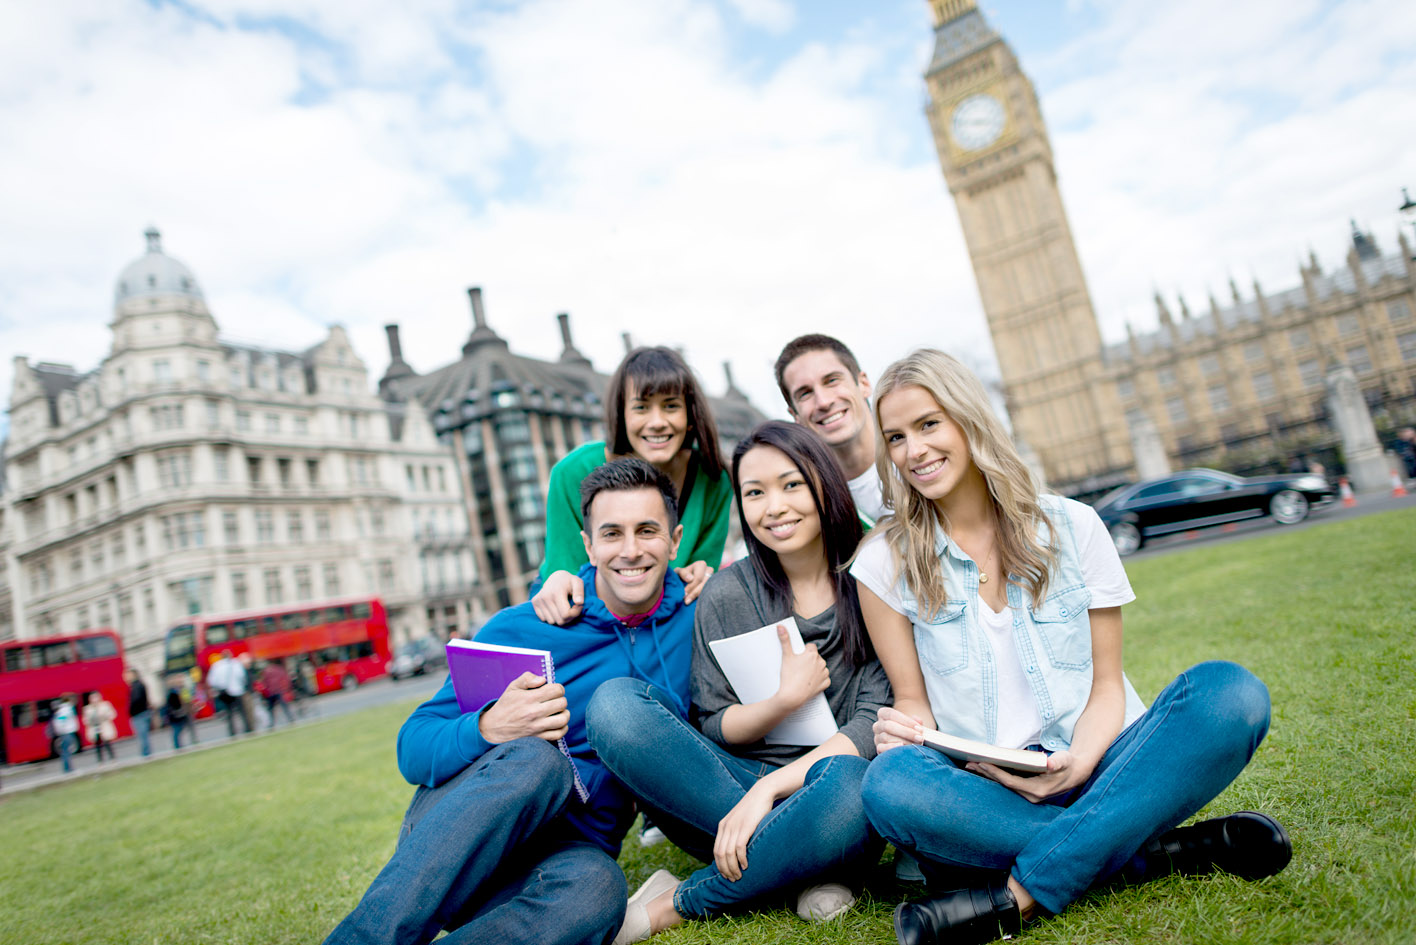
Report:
731,421,872,666
605,347,724,479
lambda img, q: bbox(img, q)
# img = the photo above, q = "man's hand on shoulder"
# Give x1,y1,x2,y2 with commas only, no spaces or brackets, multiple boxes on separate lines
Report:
477,672,570,744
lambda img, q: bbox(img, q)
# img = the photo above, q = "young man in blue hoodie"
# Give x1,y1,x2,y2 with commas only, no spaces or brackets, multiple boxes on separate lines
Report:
324,459,696,945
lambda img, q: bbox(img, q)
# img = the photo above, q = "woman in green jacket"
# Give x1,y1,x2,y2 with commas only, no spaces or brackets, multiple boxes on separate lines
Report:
534,346,732,620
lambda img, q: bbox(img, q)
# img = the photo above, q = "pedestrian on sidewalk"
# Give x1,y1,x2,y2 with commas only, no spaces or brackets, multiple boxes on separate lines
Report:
207,650,253,736
50,694,80,772
258,658,296,728
1394,427,1416,481
125,669,152,757
164,676,195,749
83,692,119,763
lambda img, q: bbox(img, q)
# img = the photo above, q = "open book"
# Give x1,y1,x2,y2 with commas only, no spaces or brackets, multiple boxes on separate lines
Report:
919,728,1048,774
706,617,839,747
445,639,589,802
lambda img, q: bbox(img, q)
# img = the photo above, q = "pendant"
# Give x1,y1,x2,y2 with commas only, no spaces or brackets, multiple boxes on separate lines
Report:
979,572,989,584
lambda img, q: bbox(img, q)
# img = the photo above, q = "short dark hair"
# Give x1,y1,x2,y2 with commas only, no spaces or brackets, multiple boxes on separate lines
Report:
604,347,724,479
772,334,863,408
579,457,680,532
731,421,872,666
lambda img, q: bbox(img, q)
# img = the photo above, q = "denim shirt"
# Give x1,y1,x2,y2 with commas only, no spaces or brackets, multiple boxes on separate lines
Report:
859,496,1147,752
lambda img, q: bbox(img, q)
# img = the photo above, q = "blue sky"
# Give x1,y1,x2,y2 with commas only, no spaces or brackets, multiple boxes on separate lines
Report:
1,0,1413,445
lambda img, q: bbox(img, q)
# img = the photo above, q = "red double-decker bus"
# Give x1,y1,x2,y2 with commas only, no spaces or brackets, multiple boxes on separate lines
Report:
0,630,133,765
161,597,391,712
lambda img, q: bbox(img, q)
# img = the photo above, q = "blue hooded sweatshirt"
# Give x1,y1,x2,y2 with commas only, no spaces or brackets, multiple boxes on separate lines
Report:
395,564,693,856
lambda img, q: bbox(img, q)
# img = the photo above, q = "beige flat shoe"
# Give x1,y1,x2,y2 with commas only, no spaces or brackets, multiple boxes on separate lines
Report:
613,869,680,945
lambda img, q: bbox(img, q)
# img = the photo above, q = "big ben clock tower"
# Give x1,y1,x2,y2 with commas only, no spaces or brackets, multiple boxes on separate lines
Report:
923,0,1132,489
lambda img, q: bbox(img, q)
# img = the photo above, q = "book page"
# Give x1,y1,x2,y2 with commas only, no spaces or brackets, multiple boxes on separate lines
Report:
706,617,840,747
919,728,1048,773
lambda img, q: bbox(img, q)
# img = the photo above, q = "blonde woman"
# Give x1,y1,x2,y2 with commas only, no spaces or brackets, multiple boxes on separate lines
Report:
851,349,1290,945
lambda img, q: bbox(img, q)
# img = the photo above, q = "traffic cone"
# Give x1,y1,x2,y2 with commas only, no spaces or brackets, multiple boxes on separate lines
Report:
1393,469,1409,498
1339,477,1357,507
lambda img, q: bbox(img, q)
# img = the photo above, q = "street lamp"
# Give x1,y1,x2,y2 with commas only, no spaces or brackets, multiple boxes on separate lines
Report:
1400,187,1416,259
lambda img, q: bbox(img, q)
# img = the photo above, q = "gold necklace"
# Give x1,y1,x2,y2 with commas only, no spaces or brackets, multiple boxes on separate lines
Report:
976,530,998,585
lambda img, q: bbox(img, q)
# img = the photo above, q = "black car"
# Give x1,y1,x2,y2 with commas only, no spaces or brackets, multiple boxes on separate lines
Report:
389,636,448,680
1093,468,1335,556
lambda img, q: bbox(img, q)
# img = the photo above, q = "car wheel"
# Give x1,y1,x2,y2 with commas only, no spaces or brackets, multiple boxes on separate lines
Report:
1270,489,1309,525
341,673,358,691
1110,521,1142,556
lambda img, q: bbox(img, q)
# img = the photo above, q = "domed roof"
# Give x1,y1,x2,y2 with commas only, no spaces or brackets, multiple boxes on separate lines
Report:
114,226,204,304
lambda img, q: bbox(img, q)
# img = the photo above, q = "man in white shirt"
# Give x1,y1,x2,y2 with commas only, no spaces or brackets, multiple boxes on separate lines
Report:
774,335,922,881
774,334,887,524
208,650,253,736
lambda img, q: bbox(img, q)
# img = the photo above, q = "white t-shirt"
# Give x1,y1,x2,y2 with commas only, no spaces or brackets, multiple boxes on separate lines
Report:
853,499,1135,748
848,463,888,525
974,600,1043,749
209,657,248,696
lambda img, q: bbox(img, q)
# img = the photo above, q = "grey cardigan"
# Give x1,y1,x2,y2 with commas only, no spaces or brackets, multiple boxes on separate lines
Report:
690,559,892,768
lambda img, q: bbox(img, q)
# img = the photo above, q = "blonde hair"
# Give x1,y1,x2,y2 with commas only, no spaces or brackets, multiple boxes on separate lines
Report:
871,349,1057,618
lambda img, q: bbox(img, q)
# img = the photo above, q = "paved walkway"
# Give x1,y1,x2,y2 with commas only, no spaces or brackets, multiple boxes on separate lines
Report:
0,672,444,796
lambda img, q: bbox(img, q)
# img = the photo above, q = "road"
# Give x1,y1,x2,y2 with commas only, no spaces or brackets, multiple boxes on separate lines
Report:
0,670,447,796
4,489,1409,794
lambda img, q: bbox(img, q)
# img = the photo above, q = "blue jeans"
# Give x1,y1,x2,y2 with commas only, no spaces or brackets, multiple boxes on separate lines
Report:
862,661,1271,915
585,677,881,918
323,737,626,945
264,694,295,727
133,710,152,756
57,732,77,772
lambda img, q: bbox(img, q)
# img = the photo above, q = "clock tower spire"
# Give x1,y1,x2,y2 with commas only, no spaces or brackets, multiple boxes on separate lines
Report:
923,2,1131,489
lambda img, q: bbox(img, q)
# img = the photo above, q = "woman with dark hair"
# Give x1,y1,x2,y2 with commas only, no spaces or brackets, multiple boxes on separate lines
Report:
584,420,891,943
534,346,732,617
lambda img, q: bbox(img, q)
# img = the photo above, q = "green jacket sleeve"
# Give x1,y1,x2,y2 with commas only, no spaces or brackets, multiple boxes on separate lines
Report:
681,469,733,570
538,444,602,580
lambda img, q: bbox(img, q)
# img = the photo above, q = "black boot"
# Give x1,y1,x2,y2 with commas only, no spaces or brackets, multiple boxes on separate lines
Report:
1125,811,1292,883
894,881,1020,945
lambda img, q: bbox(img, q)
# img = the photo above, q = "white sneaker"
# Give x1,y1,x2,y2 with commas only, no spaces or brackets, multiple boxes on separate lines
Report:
638,825,667,847
613,869,680,945
795,882,855,921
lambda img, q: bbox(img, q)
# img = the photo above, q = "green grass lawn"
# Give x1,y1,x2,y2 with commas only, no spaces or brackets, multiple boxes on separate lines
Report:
3,509,1413,945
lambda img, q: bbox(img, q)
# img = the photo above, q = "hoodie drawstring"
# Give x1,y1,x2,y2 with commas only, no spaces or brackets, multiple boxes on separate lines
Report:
613,614,687,718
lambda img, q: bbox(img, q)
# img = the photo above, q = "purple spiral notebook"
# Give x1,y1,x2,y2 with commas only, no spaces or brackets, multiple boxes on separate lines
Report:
445,639,589,802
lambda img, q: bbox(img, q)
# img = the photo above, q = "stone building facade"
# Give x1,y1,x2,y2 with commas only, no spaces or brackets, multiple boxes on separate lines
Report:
922,1,1416,493
0,230,474,676
388,290,766,614
1105,229,1416,472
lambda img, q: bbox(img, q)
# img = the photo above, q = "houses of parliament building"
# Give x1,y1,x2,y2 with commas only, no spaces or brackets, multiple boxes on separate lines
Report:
923,0,1416,495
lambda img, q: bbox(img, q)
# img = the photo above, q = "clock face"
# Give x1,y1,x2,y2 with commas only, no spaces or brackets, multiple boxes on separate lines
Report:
950,93,1006,151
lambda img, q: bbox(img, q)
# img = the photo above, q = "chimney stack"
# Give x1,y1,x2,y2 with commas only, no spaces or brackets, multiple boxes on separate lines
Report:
556,313,592,368
385,324,405,363
379,323,416,398
468,287,487,330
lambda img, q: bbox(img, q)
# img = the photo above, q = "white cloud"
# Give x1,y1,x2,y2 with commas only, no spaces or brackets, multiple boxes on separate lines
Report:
1,0,1412,448
724,0,796,33
1035,0,1416,340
